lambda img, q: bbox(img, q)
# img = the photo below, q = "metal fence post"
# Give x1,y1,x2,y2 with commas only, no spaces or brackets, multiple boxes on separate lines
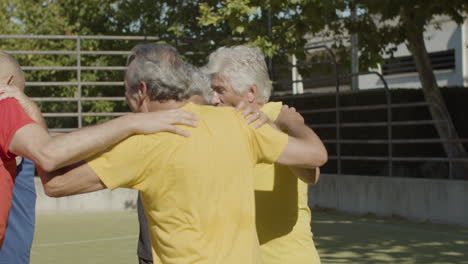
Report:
77,36,82,128
305,45,341,175
448,120,453,179
378,72,393,177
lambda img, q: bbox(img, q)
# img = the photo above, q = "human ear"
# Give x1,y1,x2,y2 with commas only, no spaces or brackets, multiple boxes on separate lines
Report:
0,75,14,85
138,80,150,101
247,85,257,103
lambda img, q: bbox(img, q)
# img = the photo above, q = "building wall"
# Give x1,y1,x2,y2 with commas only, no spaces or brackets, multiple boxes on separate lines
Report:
359,18,466,89
305,17,467,90
309,174,468,227
36,176,468,227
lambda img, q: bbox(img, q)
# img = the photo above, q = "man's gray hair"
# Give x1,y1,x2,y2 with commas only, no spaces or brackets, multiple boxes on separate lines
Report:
205,46,272,103
187,64,212,104
126,43,191,101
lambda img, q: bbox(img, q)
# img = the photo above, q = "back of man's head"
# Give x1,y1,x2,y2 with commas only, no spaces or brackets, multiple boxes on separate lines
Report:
0,51,25,90
187,64,211,104
205,46,272,103
126,43,192,101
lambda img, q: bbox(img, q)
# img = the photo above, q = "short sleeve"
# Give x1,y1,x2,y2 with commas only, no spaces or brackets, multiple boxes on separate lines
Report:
87,135,152,190
247,122,288,165
0,98,36,158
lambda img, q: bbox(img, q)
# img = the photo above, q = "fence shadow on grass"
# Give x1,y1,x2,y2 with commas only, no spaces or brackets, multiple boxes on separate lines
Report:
311,211,468,264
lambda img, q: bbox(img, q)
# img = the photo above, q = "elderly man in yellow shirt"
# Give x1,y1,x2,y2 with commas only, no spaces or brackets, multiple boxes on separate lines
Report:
206,45,323,264
38,43,327,264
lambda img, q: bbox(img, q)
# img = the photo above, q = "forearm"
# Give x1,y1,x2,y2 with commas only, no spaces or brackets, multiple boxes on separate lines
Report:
37,162,81,197
276,124,328,169
38,114,137,171
290,124,327,165
289,167,320,184
38,161,106,197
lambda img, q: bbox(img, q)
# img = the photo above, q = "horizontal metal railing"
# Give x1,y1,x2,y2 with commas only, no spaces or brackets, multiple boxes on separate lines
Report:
273,44,468,179
2,35,467,179
297,96,468,179
0,34,150,128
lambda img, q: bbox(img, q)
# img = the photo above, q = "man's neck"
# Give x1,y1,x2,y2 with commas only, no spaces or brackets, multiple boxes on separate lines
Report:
146,99,189,112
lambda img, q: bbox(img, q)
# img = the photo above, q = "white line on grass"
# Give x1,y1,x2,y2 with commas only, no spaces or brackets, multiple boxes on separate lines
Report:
33,235,138,247
314,216,468,239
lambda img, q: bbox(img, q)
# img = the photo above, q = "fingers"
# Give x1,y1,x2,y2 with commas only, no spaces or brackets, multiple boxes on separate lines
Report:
0,85,19,93
173,110,199,127
246,110,270,129
252,113,269,129
0,86,22,102
235,101,246,112
165,125,191,137
280,105,299,115
240,103,255,117
174,118,198,128
165,109,199,120
0,92,16,101
160,110,199,127
242,106,256,118
0,92,13,101
177,110,199,121
240,104,260,119
245,111,261,124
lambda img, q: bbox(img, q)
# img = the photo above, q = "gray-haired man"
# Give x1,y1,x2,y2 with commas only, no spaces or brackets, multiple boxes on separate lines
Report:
135,64,211,264
206,45,324,264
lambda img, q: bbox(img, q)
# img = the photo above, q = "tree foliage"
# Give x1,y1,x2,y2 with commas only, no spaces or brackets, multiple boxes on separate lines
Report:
2,1,468,135
198,0,468,64
0,0,228,127
199,0,345,58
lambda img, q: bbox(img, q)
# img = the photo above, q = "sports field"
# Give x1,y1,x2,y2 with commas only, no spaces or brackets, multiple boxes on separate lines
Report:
30,210,468,264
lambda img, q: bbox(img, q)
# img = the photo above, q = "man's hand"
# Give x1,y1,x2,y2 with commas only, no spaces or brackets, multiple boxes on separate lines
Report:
274,105,305,134
0,84,36,113
235,101,271,129
128,109,199,137
0,84,48,129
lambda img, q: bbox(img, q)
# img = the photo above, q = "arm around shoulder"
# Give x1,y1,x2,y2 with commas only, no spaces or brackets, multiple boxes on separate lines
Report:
9,109,199,172
277,134,328,168
275,105,328,169
38,162,106,197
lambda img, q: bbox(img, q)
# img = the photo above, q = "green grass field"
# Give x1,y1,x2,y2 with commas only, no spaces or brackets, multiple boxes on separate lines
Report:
30,210,468,264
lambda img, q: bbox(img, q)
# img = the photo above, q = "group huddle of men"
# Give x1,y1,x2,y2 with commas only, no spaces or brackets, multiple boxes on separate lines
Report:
0,43,327,264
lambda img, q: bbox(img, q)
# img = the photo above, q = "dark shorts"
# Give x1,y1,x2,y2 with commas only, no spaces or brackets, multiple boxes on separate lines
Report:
137,193,153,263
138,256,153,264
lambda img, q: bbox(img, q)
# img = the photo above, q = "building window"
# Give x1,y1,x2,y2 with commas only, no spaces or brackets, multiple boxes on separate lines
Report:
382,49,455,75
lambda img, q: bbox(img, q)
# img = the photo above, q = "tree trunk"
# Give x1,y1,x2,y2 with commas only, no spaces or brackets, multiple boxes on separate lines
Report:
402,9,468,179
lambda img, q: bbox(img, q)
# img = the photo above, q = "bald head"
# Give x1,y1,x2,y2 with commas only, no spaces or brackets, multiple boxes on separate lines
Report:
0,51,25,90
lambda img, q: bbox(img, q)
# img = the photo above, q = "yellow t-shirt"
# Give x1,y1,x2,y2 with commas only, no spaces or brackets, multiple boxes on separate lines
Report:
88,102,288,264
254,102,321,264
